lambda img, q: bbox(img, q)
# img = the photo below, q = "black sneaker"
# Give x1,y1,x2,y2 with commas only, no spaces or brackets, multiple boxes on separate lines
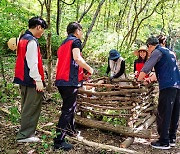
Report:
151,140,171,150
54,141,73,151
170,139,176,147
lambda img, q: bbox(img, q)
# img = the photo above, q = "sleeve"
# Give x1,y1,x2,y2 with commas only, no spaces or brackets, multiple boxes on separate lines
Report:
141,49,163,74
26,40,42,81
113,60,125,78
72,39,82,50
106,58,111,74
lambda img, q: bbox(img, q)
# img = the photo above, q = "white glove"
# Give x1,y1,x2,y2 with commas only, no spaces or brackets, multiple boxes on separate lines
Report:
36,81,44,92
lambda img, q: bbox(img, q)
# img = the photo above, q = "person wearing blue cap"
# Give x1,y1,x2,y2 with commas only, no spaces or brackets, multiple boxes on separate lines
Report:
106,49,125,80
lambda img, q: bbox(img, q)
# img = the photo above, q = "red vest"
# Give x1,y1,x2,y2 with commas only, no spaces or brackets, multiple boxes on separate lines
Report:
13,31,44,87
55,35,83,87
135,60,149,78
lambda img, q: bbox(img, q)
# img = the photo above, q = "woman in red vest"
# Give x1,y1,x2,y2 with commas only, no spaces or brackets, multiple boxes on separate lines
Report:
134,46,148,79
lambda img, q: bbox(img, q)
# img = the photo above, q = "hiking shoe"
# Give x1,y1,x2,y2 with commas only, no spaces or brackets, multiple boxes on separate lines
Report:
17,136,41,143
54,141,73,151
170,139,176,147
151,140,171,150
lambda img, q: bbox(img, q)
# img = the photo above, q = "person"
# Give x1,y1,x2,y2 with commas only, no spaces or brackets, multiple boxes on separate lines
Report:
133,45,149,79
138,36,180,150
54,22,93,151
106,49,125,80
13,17,48,142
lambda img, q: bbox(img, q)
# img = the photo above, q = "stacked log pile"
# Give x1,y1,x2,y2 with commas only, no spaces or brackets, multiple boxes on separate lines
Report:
76,77,157,140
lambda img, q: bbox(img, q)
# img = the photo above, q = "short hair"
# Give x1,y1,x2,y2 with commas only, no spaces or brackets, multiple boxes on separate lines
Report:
146,36,159,46
156,34,167,44
28,17,48,29
67,22,82,35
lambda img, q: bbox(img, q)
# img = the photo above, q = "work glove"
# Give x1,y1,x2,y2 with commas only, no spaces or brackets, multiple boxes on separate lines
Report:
36,81,44,92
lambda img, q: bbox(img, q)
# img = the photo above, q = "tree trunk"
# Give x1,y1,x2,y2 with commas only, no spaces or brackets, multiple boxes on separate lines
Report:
82,0,105,48
45,0,52,91
0,57,7,87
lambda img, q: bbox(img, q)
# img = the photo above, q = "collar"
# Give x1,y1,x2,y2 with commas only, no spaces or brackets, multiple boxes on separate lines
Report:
25,30,34,36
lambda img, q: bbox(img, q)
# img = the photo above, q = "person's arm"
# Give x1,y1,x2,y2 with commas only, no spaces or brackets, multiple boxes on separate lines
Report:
106,58,110,75
113,60,125,78
26,40,44,91
72,48,93,74
138,49,162,81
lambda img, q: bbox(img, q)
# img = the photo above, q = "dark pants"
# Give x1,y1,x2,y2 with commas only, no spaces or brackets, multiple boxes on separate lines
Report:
54,86,78,143
157,87,180,144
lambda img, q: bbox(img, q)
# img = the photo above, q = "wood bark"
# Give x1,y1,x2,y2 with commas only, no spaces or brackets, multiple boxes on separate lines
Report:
78,88,148,96
75,116,152,138
120,115,156,148
44,0,52,91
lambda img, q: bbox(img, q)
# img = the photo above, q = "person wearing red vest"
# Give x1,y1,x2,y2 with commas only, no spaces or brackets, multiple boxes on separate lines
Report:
13,17,47,142
134,45,149,79
54,22,93,151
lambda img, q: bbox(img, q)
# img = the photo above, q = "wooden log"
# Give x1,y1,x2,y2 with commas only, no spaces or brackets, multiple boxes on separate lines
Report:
78,94,140,102
120,115,156,148
38,127,140,154
78,101,134,110
78,88,148,96
83,83,139,89
75,116,152,138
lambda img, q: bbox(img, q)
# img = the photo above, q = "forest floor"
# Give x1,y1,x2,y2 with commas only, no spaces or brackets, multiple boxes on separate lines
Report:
0,57,180,154
0,96,180,154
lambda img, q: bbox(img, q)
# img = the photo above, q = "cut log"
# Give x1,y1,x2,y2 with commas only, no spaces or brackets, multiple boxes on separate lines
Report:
75,116,151,138
78,101,134,110
120,115,156,148
37,127,140,154
78,88,148,96
83,83,139,89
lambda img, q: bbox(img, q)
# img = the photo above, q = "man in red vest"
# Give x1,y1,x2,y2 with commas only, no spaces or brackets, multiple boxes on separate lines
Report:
54,22,93,151
13,17,47,142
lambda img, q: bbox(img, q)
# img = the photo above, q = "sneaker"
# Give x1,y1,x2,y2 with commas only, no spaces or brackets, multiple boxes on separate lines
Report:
54,141,73,151
151,140,171,150
17,136,41,143
170,139,176,147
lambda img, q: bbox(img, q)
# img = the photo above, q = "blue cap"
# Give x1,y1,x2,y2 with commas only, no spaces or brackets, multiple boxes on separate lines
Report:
109,49,120,60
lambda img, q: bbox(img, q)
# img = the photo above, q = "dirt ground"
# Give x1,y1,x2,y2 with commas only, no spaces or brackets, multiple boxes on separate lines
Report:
0,98,180,154
0,57,180,154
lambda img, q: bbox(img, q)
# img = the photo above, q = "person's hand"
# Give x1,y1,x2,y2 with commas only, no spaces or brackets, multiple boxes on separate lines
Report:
36,81,44,92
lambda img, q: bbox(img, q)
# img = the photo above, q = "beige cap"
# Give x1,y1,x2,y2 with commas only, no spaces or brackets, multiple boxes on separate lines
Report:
133,45,147,56
7,38,18,51
7,30,24,51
